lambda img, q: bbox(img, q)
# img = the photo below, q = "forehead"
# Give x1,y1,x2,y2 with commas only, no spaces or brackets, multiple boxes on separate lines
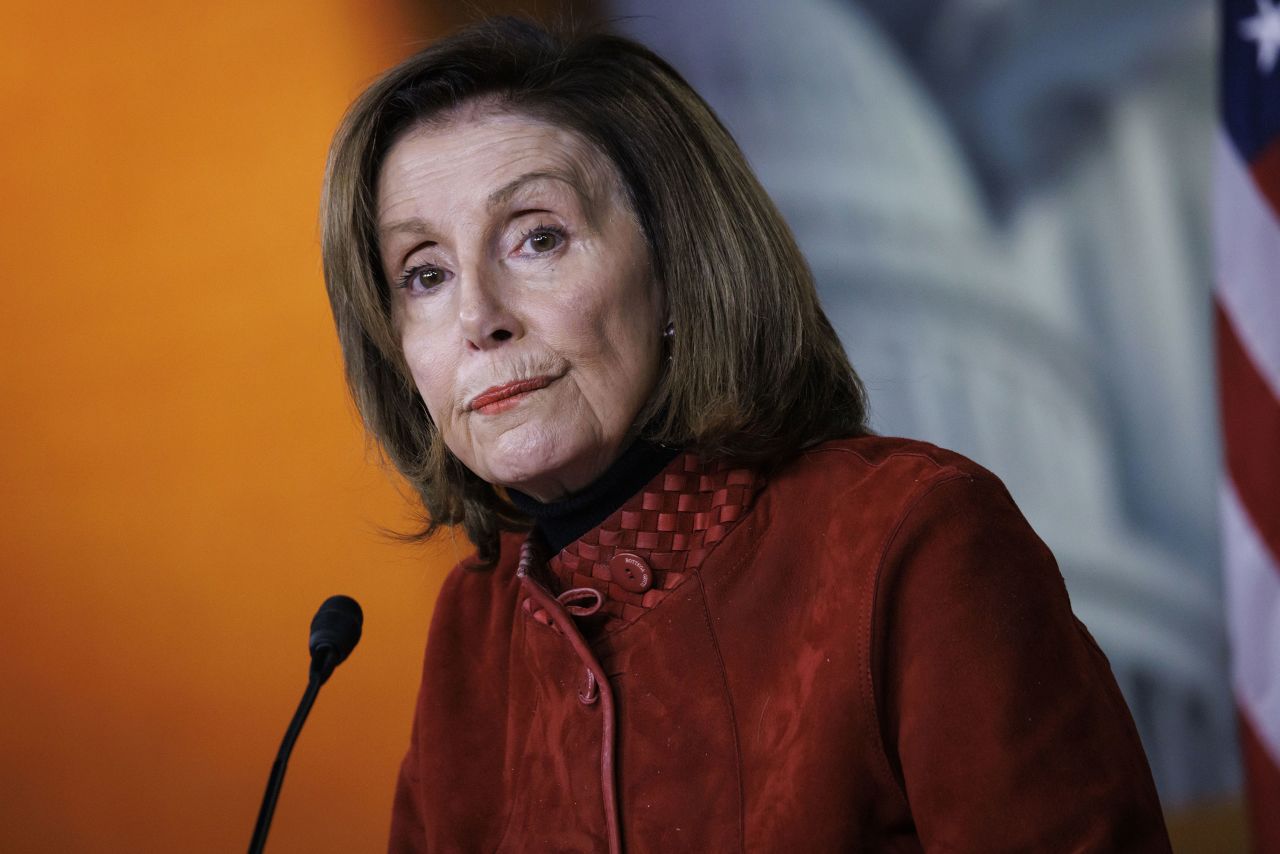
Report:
376,107,619,220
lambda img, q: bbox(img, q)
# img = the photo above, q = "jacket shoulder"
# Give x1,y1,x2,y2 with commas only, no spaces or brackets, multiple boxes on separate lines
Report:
772,435,1011,511
800,435,997,475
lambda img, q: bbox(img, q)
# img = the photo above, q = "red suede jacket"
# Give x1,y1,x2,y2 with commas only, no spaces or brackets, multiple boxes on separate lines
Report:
390,437,1171,852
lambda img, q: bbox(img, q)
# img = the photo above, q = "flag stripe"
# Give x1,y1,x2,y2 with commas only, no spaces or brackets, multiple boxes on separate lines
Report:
1217,302,1280,568
1214,131,1280,402
1251,135,1280,222
1220,2,1280,847
1238,708,1280,849
1222,482,1280,758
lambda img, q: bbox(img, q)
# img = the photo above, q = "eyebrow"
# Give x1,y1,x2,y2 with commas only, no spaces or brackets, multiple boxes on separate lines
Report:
377,168,594,239
487,169,590,208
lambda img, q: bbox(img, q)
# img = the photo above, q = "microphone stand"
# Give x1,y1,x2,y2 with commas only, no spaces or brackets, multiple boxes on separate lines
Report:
247,649,336,854
247,595,360,853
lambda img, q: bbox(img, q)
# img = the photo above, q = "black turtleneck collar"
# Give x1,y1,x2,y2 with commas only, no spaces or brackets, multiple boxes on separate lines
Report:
508,440,681,553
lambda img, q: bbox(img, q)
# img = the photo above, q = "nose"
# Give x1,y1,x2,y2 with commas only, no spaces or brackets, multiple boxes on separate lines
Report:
457,265,522,351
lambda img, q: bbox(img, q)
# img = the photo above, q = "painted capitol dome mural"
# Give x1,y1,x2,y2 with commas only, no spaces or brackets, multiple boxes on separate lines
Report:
615,0,1234,805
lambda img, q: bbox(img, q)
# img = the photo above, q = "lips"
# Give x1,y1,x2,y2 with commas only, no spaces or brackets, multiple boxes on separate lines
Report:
468,376,555,412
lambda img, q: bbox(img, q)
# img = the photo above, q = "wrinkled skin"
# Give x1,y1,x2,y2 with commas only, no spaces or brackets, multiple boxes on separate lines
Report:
377,106,665,501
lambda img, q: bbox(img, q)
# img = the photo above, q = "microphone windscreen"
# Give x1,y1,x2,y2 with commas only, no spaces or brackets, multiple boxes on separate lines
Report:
308,595,363,667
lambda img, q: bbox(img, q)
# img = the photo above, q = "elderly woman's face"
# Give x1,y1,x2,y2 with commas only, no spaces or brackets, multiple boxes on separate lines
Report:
377,109,664,501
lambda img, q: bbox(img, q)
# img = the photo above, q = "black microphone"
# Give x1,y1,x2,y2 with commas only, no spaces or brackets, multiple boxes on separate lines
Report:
248,595,363,854
309,594,363,685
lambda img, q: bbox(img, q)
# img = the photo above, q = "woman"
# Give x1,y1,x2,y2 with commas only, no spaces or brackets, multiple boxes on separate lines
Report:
322,17,1171,853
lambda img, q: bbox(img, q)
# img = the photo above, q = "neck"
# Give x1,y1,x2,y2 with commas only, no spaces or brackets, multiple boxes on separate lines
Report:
508,440,680,553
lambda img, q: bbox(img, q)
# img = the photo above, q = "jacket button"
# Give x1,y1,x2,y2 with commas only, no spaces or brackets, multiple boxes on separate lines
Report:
609,552,653,593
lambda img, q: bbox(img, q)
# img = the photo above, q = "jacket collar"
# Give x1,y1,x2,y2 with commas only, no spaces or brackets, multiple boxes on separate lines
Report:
527,450,764,636
509,440,681,553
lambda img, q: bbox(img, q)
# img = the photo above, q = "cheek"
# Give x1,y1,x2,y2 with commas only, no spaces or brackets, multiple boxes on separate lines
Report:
555,289,655,372
401,327,456,422
609,270,663,373
573,256,660,352
574,287,662,409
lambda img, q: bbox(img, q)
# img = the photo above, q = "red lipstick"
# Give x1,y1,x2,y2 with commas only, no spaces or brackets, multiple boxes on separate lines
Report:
469,376,555,413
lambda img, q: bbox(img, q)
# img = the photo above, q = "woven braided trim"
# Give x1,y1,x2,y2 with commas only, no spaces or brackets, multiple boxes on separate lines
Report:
524,452,759,633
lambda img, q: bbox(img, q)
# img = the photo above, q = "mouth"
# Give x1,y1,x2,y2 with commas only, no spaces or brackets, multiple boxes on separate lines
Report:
468,375,557,414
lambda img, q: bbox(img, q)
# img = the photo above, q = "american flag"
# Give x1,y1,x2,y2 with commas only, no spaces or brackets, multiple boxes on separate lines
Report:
1217,0,1280,847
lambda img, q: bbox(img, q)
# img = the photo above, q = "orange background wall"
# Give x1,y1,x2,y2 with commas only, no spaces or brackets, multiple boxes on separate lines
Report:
0,3,464,850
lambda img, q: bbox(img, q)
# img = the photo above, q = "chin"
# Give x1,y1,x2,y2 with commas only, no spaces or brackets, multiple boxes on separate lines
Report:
476,424,574,493
474,422,608,499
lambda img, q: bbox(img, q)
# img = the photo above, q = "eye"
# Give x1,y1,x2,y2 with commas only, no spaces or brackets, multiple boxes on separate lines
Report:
517,224,566,255
529,232,558,252
395,264,450,293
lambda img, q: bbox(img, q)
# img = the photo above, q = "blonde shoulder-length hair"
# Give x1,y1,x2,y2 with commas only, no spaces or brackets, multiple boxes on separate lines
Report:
321,17,868,567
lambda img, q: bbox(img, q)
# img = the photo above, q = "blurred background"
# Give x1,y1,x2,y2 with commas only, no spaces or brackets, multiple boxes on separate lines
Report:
0,0,1245,850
